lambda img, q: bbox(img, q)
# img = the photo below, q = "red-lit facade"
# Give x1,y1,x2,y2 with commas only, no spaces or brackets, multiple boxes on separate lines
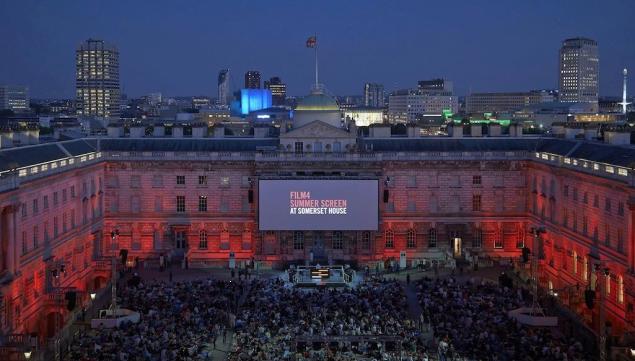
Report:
0,138,633,347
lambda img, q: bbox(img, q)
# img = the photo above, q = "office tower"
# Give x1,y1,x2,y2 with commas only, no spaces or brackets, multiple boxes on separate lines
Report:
0,85,30,112
558,38,599,107
75,39,120,118
364,83,384,108
218,69,230,106
264,76,287,106
245,71,261,89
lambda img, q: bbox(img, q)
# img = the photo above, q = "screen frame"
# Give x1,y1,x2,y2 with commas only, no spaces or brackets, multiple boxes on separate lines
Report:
257,178,380,231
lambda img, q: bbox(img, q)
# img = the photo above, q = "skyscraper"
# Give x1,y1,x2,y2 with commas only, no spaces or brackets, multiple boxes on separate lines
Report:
264,76,287,106
76,39,120,118
245,71,261,89
558,38,599,107
217,69,230,106
0,85,29,112
364,83,384,108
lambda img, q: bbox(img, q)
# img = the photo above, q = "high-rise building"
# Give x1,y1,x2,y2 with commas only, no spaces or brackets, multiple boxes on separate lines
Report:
388,89,459,123
264,77,287,106
245,71,261,89
75,39,120,118
217,69,230,106
363,83,384,108
0,85,30,112
558,38,599,107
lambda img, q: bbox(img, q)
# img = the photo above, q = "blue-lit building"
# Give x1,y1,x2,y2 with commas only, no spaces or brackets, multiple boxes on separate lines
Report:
238,89,272,115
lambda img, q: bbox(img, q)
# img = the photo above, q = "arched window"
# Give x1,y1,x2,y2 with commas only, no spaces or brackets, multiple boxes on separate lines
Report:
198,230,208,249
407,229,416,248
428,228,437,248
385,230,394,249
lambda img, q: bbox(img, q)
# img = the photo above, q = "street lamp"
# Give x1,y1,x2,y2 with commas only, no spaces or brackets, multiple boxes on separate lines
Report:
90,292,96,301
23,350,32,360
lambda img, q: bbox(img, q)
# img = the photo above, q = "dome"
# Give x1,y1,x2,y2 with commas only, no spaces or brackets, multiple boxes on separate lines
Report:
295,90,340,111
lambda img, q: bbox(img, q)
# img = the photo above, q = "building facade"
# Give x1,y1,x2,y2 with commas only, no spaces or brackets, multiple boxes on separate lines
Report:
0,86,30,112
466,90,555,114
363,83,385,108
388,89,459,123
217,69,230,106
244,71,261,89
264,77,287,106
559,38,599,108
75,39,120,118
0,123,634,348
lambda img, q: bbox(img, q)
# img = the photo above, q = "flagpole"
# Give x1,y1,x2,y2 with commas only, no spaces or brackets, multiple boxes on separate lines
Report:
314,33,318,87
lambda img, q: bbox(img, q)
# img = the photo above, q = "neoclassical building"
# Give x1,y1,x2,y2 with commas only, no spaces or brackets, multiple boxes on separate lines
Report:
0,90,633,350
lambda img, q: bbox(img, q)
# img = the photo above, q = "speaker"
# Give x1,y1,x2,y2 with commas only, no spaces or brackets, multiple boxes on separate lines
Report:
119,249,128,266
65,291,77,311
383,189,389,203
248,189,254,203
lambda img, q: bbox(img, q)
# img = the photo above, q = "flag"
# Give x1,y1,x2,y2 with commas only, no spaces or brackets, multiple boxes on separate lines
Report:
306,36,316,48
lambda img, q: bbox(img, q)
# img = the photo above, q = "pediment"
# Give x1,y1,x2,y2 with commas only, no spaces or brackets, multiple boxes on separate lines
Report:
281,120,353,139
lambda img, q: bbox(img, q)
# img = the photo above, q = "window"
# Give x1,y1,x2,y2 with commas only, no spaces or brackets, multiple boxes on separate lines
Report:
407,175,417,188
21,203,26,218
33,226,38,249
293,231,304,250
618,276,624,304
62,213,67,233
428,228,437,248
198,196,207,212
130,175,141,188
385,230,394,248
563,185,569,197
572,188,578,201
407,229,416,248
617,229,625,254
472,194,481,211
472,175,481,185
593,195,599,208
472,228,482,248
176,176,185,185
220,176,230,187
152,175,163,188
31,199,38,215
43,196,49,210
199,230,208,249
361,232,371,250
583,257,588,281
198,175,207,186
583,192,588,204
53,192,58,205
70,209,75,228
21,231,27,255
332,231,343,250
572,251,577,274
176,196,185,213
494,232,503,249
70,185,76,198
154,196,162,212
605,199,612,213
294,142,303,154
407,199,416,212
62,189,67,202
53,216,58,237
606,274,611,295
618,202,624,216
562,208,568,228
582,216,588,235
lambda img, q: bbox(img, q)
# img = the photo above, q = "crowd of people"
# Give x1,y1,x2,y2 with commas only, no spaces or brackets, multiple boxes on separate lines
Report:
64,278,244,361
416,277,590,361
228,277,427,361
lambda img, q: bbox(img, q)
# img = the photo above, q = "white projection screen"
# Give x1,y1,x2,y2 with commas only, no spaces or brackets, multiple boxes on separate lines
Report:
258,179,379,231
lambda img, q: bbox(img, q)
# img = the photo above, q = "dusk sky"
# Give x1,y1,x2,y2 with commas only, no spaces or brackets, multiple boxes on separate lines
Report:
1,0,634,99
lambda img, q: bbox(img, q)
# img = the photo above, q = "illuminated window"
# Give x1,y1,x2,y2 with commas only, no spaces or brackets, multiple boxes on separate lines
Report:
220,176,230,187
618,276,624,304
199,230,208,249
407,229,416,248
573,251,577,274
606,274,611,295
385,230,394,249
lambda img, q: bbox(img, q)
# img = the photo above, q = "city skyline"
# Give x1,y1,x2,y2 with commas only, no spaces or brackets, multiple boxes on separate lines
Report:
1,0,634,99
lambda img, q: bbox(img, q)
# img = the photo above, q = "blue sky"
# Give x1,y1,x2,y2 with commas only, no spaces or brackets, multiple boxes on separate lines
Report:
1,0,633,98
